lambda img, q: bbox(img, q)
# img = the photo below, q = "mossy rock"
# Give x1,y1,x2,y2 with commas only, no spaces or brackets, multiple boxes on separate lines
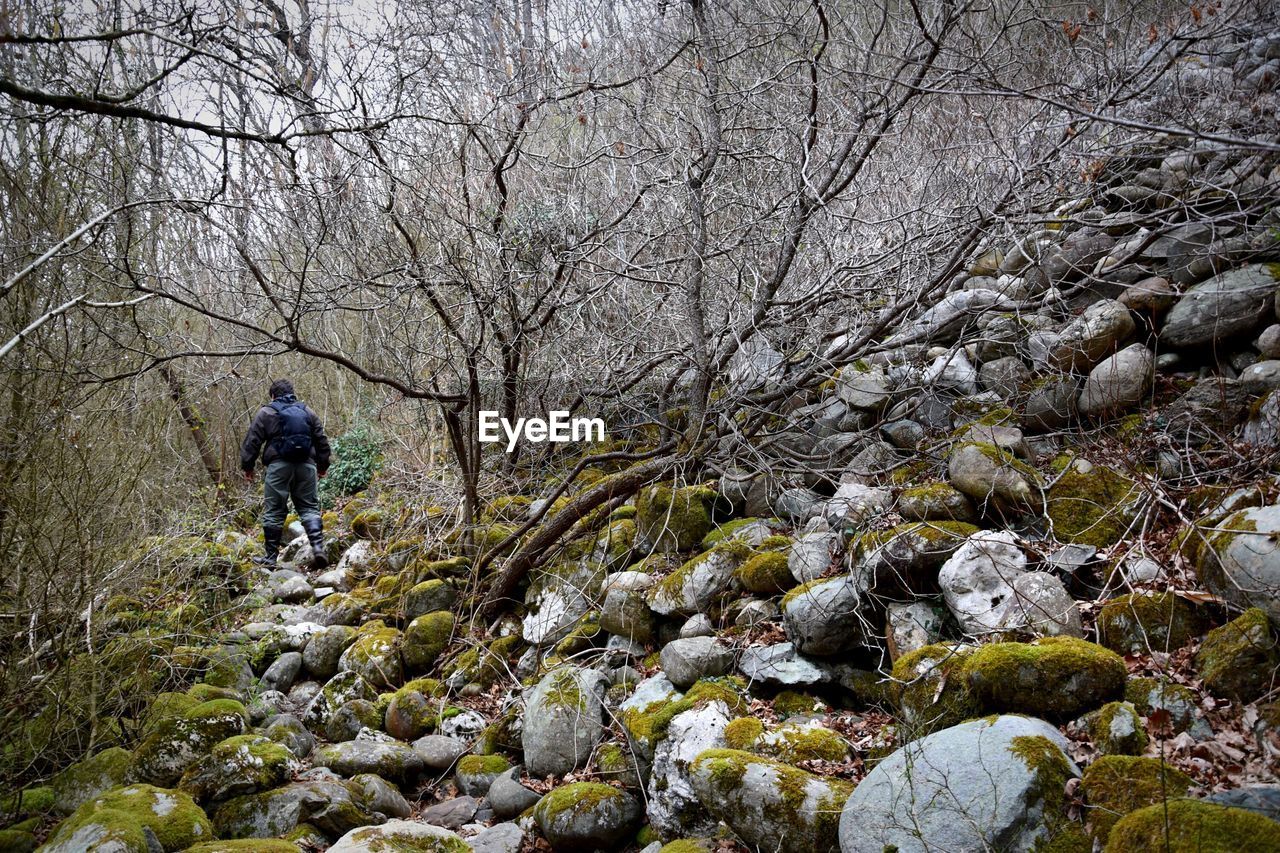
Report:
1097,592,1207,655
0,786,54,819
636,484,715,553
43,784,212,852
687,748,853,853
1085,702,1148,756
1046,461,1141,548
0,828,35,852
755,721,850,763
483,494,533,524
451,634,522,688
337,624,404,689
50,747,135,815
131,701,249,787
403,611,454,674
187,841,301,852
891,643,980,739
1105,799,1280,852
1195,608,1280,702
898,481,977,523
723,717,764,750
1081,755,1192,842
178,735,296,802
349,508,386,540
964,637,1127,720
734,551,796,595
773,690,829,718
383,678,442,741
1124,677,1198,733
532,782,639,852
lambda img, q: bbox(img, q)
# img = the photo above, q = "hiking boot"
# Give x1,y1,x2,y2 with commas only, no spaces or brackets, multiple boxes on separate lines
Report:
253,525,283,567
303,518,329,571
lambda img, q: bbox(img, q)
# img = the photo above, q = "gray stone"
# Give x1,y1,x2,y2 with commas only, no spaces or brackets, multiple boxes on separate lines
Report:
312,737,425,783
923,349,979,394
521,667,606,777
488,767,542,819
535,784,641,852
947,443,1040,513
420,796,480,830
404,579,458,620
660,637,733,689
1120,275,1178,313
937,530,1028,635
1049,298,1135,372
329,820,468,852
891,289,1016,345
733,599,779,628
838,715,1080,853
836,363,894,411
1241,360,1280,394
886,601,945,661
897,482,976,523
823,483,891,527
521,561,604,646
1258,324,1280,358
841,440,903,484
881,419,926,450
773,486,824,523
470,822,526,853
260,651,303,694
1202,784,1280,823
263,714,314,760
647,546,745,617
737,642,832,686
212,779,376,839
993,571,1083,637
600,587,655,645
781,576,869,656
411,734,469,771
302,625,358,679
689,748,853,853
678,613,715,638
646,701,730,838
1078,343,1154,417
326,700,380,743
789,530,838,583
1022,376,1078,430
349,773,411,819
1198,503,1280,621
1160,264,1278,348
979,356,1031,398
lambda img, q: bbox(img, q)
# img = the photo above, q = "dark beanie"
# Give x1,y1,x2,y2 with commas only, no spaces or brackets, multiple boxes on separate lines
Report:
269,379,295,399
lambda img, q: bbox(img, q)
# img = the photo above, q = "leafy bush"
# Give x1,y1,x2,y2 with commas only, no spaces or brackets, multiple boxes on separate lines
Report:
319,423,382,507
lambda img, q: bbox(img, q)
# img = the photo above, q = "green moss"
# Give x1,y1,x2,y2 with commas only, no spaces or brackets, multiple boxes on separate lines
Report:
701,517,772,550
403,611,454,674
0,786,54,818
780,576,825,609
1046,463,1139,548
654,540,753,604
552,612,603,658
758,724,850,763
533,781,623,821
1097,592,1205,654
1088,702,1147,755
636,484,714,552
457,753,512,776
1009,735,1077,832
483,494,533,524
187,841,301,852
891,643,980,737
723,717,764,750
1195,607,1280,702
1106,799,1280,852
51,784,212,852
596,742,631,773
735,551,796,594
964,637,1127,720
658,840,714,853
350,508,386,539
1124,678,1197,732
1081,755,1192,842
773,690,828,717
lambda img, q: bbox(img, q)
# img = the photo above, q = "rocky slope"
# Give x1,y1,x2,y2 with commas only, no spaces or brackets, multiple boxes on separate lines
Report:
6,23,1280,853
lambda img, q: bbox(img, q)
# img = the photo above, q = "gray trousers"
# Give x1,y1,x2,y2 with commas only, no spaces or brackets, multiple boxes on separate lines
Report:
262,460,321,528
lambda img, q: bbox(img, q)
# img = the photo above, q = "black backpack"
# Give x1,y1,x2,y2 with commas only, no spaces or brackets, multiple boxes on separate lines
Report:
270,399,313,462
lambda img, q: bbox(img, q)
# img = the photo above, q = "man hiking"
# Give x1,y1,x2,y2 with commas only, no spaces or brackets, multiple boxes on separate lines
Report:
240,379,332,570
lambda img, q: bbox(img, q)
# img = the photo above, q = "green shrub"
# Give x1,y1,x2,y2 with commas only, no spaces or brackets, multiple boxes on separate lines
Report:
318,423,382,508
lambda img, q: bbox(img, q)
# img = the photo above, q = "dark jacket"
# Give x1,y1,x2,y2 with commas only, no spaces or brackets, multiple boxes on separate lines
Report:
240,394,331,473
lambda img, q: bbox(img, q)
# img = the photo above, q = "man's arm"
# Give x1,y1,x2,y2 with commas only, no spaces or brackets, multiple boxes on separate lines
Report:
240,407,270,474
309,408,332,474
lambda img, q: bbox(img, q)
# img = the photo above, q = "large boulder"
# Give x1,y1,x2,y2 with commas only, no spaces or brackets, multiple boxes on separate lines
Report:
302,625,357,679
838,715,1080,853
131,700,248,787
1046,459,1142,548
641,698,730,838
50,747,134,815
1107,799,1280,853
312,738,426,784
40,784,212,853
1080,755,1192,842
521,667,606,777
647,542,749,616
1096,591,1206,654
532,783,640,852
1160,263,1278,348
781,576,870,655
336,624,403,690
1195,608,1280,703
328,820,471,852
1078,343,1154,417
521,560,605,646
937,530,1028,634
660,637,734,689
1049,298,1135,372
635,484,715,553
211,779,375,839
964,637,1126,720
689,749,853,853
178,735,297,803
1193,504,1280,621
947,443,1041,516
